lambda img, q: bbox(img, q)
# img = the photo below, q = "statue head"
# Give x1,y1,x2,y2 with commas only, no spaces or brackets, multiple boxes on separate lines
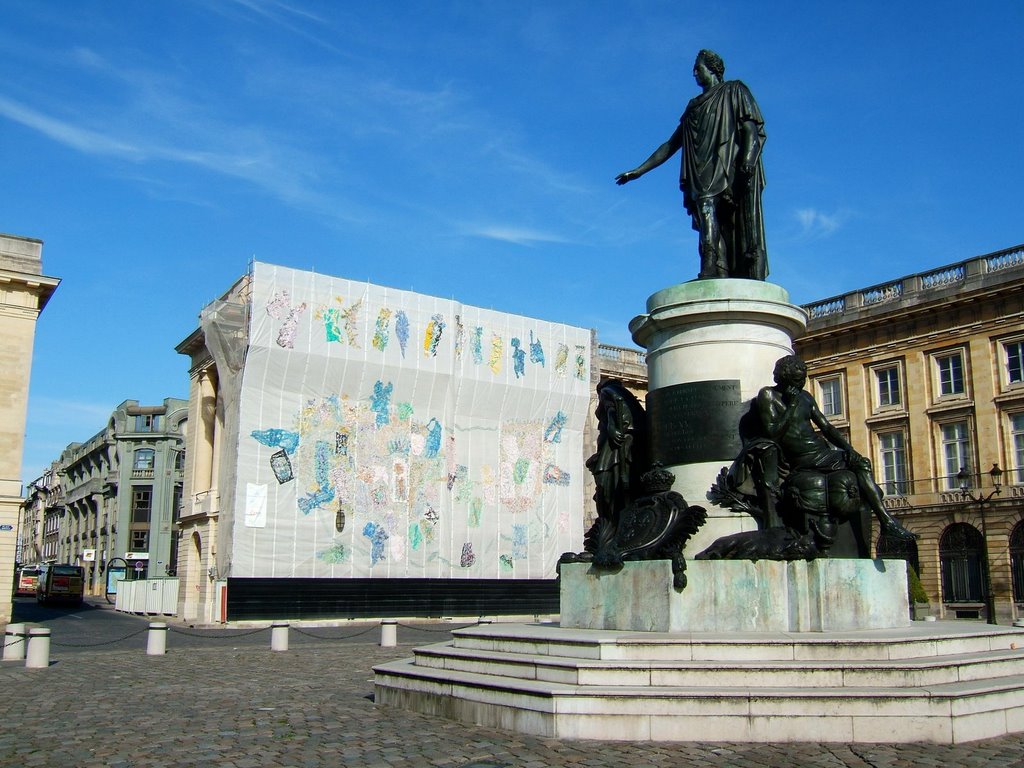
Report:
695,49,725,80
773,355,807,387
596,379,628,419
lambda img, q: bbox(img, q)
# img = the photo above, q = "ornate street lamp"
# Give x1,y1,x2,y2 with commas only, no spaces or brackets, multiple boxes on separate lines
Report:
957,463,1002,625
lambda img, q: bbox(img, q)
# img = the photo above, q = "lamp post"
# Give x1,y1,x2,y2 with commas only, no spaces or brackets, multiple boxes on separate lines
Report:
957,463,1003,625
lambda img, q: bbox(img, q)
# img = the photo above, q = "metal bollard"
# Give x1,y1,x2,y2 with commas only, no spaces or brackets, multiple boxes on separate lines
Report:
25,627,51,669
380,619,397,647
3,623,27,662
147,622,168,655
271,621,289,652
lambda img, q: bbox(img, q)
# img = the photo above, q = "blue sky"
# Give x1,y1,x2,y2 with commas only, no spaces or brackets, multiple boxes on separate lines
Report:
4,1,1023,484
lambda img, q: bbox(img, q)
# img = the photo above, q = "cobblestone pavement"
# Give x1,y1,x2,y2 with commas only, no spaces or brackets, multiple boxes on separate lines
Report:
2,638,1024,768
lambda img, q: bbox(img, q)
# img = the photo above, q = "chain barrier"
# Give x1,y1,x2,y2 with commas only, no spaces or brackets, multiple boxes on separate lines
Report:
291,624,379,641
396,621,477,632
168,625,270,639
2,619,481,653
50,626,150,648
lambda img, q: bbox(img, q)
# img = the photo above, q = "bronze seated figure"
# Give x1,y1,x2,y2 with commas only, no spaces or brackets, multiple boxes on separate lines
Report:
701,356,915,561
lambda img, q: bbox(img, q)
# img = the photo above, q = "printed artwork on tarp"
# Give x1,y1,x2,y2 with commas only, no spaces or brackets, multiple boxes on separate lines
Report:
244,483,267,528
231,262,592,579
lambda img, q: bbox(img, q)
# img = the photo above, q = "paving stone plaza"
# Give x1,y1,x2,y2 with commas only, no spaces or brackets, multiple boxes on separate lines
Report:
3,624,1024,768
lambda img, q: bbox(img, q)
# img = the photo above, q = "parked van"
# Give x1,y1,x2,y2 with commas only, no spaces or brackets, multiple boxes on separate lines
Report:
36,564,85,606
15,566,41,596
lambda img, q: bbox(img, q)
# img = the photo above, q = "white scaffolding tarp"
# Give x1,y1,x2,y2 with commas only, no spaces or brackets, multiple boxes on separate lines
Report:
231,262,591,579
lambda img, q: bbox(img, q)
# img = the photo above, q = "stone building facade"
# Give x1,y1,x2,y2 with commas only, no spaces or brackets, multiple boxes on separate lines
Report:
21,398,188,595
595,344,647,398
796,244,1024,622
174,275,246,623
0,233,59,623
21,463,59,566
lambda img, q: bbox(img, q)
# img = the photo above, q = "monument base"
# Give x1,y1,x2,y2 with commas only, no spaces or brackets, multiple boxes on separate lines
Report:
375,621,1024,743
559,559,910,633
627,279,808,555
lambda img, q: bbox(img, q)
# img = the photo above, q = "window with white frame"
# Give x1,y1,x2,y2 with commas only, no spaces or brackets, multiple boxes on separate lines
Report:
935,351,965,397
1011,412,1024,485
878,430,909,496
940,420,972,490
133,449,155,470
816,376,844,419
875,364,902,408
1006,341,1024,385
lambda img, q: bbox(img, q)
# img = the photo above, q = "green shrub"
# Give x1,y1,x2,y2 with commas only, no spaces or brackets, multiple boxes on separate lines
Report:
907,564,929,604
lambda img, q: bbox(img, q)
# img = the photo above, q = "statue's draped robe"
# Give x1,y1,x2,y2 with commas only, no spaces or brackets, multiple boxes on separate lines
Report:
676,79,768,280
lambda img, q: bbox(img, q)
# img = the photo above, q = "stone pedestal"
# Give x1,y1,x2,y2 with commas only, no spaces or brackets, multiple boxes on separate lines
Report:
560,559,911,633
375,619,1024,743
628,280,807,554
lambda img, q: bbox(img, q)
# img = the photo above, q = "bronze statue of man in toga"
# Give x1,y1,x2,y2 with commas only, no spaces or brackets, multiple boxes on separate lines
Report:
617,49,768,281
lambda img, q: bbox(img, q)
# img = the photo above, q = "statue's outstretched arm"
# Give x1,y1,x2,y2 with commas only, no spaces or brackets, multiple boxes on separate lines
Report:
616,126,683,184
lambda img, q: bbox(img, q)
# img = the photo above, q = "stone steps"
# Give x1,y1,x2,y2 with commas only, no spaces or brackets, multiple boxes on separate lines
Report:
413,642,1024,689
379,657,1024,704
447,622,1024,662
373,622,1024,743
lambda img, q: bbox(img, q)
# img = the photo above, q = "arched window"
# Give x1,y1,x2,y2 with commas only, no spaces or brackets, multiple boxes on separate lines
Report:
1010,522,1024,602
876,532,921,577
939,523,984,603
133,449,155,470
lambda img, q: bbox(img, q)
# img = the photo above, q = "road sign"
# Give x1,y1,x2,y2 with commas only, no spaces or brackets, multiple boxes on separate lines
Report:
134,561,144,572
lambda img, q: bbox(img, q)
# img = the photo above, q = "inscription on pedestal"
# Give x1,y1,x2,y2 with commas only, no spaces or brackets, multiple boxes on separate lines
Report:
647,380,744,465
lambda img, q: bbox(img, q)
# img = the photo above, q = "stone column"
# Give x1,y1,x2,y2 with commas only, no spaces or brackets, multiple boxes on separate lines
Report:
88,494,102,594
209,386,223,495
630,279,807,555
194,370,216,494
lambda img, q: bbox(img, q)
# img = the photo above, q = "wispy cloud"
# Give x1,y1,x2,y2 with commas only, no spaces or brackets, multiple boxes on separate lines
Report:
228,0,326,24
793,207,848,240
0,95,142,158
482,140,590,197
214,0,342,54
0,89,366,222
0,37,354,208
462,224,572,246
0,25,591,238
